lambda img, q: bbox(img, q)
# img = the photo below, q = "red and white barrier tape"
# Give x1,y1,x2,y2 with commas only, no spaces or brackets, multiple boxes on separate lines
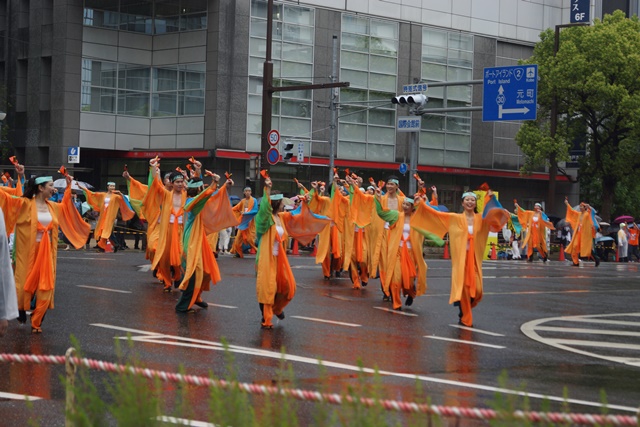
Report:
0,352,637,425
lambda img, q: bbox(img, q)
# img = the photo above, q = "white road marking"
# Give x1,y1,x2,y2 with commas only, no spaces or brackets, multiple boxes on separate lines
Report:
59,257,115,261
77,285,131,294
449,324,505,336
521,313,640,368
373,307,418,317
0,391,42,401
138,264,152,272
91,323,637,413
205,303,237,309
290,316,361,327
424,335,506,349
155,416,215,426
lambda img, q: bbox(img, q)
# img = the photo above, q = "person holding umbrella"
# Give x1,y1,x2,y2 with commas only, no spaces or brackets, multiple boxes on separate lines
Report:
617,222,629,262
563,198,600,267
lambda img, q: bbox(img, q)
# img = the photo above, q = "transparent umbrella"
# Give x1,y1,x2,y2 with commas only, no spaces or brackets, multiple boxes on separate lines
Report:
52,179,93,191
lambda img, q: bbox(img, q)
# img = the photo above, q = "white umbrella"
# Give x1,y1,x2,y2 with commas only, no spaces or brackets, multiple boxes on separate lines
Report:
52,178,93,191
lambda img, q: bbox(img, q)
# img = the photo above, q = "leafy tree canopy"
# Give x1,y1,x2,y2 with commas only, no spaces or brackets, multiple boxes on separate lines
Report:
516,10,640,221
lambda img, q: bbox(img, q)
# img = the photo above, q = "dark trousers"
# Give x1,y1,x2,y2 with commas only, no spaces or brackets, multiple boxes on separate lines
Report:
175,274,196,312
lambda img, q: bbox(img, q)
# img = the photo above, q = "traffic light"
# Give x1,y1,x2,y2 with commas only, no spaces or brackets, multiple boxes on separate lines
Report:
282,141,294,161
391,94,427,107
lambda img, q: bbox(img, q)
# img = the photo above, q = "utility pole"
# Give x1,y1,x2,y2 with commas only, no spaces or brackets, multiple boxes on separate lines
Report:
328,35,338,185
260,0,348,188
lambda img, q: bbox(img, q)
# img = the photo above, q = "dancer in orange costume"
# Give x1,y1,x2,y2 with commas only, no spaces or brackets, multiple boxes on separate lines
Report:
564,198,600,267
0,164,90,333
230,186,258,257
256,175,330,328
514,201,555,262
412,187,509,327
81,181,134,252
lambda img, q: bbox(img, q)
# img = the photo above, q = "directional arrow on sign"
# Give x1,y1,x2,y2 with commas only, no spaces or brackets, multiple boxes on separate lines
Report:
499,105,530,119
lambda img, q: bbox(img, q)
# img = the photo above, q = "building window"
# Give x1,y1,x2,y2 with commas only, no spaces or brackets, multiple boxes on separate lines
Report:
81,59,205,117
420,28,473,168
339,15,398,162
83,0,207,34
247,0,314,152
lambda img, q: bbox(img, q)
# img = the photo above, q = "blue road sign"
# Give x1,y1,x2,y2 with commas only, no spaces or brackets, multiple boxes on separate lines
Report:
570,0,590,23
483,65,537,122
267,147,280,165
399,163,408,174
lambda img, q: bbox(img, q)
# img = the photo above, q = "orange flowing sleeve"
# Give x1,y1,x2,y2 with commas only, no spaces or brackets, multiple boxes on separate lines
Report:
282,203,331,246
59,186,91,249
83,187,105,212
116,194,135,221
0,190,26,233
350,187,374,227
565,204,580,233
411,200,452,239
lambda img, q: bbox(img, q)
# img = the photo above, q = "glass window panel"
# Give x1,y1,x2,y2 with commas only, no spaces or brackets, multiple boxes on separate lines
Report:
369,91,395,102
273,59,281,77
117,91,149,116
341,33,369,53
449,33,473,51
272,21,283,40
271,4,283,22
152,93,177,116
423,29,447,47
246,133,261,152
446,102,471,115
120,13,153,34
247,114,262,133
180,13,207,31
366,143,394,161
420,131,444,148
284,5,313,26
447,85,472,102
272,42,282,59
155,17,179,34
181,0,207,14
447,66,472,81
341,69,368,88
338,141,367,160
370,38,398,56
370,55,396,74
368,109,395,126
272,98,280,115
425,97,444,108
83,9,119,29
422,63,446,81
282,44,313,62
248,94,262,114
341,52,369,70
339,106,367,124
281,99,311,118
155,1,180,16
251,17,267,37
281,61,312,80
446,133,471,150
154,67,177,91
340,88,367,103
369,73,396,92
251,0,268,19
425,85,444,98
421,115,445,132
249,56,264,76
279,82,311,99
420,148,444,166
84,60,117,87
446,116,471,133
179,90,205,115
250,38,267,57
180,64,205,90
248,77,263,95
342,15,369,35
280,117,310,135
422,46,447,64
367,127,395,145
81,86,116,113
444,149,469,167
448,49,473,68
339,123,367,141
118,65,150,91
370,20,398,39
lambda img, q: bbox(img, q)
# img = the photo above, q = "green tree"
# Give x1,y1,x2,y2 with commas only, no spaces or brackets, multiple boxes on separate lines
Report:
516,10,640,221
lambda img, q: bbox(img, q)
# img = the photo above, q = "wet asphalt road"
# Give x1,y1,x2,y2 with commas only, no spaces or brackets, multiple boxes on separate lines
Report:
1,248,640,425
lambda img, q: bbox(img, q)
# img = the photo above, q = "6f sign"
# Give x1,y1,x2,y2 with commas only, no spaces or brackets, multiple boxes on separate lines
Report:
571,0,590,23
